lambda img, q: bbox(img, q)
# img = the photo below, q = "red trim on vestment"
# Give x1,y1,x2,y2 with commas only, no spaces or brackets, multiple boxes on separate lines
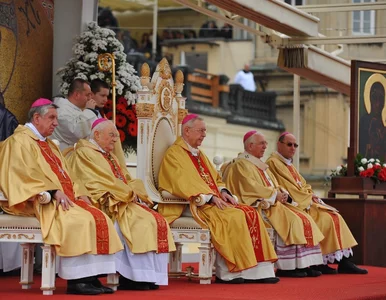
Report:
186,151,221,197
290,210,314,247
235,205,265,262
37,140,110,254
102,152,128,184
74,200,110,254
139,204,170,253
258,169,271,186
287,165,302,186
327,212,343,249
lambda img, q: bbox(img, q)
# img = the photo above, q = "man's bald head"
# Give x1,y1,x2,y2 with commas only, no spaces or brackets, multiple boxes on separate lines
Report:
277,132,298,159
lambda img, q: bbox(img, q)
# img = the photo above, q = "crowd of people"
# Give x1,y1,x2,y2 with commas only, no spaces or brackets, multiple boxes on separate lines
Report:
0,78,367,295
97,7,233,60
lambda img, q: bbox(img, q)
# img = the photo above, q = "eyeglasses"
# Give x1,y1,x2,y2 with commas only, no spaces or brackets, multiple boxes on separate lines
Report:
190,128,207,134
109,133,120,138
280,141,298,148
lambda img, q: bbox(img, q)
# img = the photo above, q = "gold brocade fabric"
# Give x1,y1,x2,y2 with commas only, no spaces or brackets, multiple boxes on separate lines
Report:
158,137,277,272
223,158,324,247
266,152,357,254
66,139,175,254
0,126,123,256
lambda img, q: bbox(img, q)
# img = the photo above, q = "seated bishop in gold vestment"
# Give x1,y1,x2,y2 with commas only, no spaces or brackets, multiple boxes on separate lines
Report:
0,99,123,295
222,131,324,278
266,132,367,275
67,119,176,291
158,114,279,284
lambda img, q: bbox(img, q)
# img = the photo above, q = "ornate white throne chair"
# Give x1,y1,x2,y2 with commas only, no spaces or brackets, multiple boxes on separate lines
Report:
0,192,56,295
136,59,214,284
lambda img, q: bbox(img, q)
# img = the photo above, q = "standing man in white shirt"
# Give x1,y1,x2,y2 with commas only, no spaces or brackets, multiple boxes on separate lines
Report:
51,79,98,150
234,64,256,92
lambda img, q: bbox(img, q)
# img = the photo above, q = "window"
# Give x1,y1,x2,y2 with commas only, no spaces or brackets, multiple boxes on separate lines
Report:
284,0,304,5
352,0,375,35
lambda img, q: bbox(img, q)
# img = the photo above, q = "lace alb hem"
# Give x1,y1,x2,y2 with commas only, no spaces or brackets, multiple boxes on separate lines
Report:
323,248,353,264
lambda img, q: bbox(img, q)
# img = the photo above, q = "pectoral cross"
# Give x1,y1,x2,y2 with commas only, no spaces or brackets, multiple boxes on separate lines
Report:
201,172,211,185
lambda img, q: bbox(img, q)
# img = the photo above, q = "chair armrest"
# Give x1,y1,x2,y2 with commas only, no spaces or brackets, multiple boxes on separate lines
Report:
160,191,189,204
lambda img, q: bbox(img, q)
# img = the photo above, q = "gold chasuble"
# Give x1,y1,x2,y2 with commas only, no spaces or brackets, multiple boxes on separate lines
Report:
223,153,324,247
67,139,175,254
158,137,277,273
266,152,357,254
0,126,123,256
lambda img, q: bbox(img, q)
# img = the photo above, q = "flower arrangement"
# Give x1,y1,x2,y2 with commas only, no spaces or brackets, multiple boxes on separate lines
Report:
331,154,386,184
57,21,141,153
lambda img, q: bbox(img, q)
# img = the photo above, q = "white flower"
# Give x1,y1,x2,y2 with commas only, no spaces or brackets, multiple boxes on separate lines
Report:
361,158,368,164
376,159,380,163
358,166,365,172
367,163,373,169
375,162,381,166
336,166,343,173
369,158,375,163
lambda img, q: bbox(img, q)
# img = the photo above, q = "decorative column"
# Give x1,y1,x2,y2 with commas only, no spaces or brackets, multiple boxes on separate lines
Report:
136,63,155,183
175,70,187,136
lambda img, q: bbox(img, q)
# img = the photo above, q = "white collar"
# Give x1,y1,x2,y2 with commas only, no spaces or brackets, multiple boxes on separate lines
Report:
276,151,292,166
89,138,106,153
237,151,268,171
183,137,200,156
25,123,46,141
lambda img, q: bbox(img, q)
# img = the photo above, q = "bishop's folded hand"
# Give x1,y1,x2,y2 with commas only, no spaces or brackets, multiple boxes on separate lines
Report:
210,196,231,210
221,191,237,206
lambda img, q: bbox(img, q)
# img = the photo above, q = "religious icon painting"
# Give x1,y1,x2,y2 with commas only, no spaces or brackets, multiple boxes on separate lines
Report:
350,60,386,166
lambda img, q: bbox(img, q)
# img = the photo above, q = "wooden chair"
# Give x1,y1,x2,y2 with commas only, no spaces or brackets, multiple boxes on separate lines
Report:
135,59,214,284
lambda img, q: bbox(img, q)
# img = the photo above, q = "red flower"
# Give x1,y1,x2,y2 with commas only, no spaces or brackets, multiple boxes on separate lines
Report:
373,164,382,170
105,111,113,120
126,110,136,122
116,114,127,128
378,168,386,182
360,168,374,178
117,97,127,105
128,122,137,136
117,129,125,142
131,104,136,114
105,99,112,110
117,104,127,114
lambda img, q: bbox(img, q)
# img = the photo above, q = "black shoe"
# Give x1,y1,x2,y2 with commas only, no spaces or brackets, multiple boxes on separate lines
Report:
298,268,322,277
118,276,151,290
215,276,245,284
92,278,114,294
244,277,280,284
67,282,103,295
276,269,307,278
338,259,368,274
311,264,337,275
149,283,159,290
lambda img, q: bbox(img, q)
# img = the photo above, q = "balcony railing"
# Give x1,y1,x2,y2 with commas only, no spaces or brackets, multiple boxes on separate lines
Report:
126,54,283,130
178,66,283,130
